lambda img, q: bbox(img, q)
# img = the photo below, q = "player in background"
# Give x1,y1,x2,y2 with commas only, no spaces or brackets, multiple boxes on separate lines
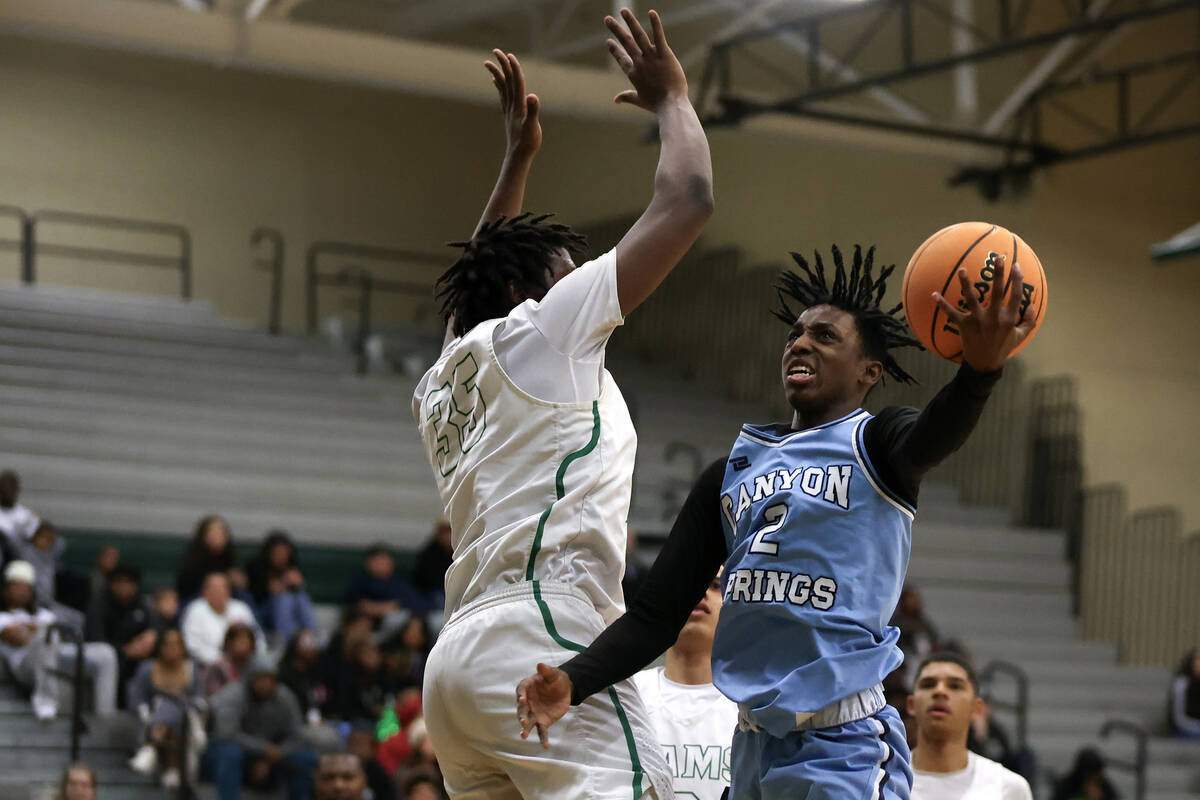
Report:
633,569,738,800
413,9,712,800
908,654,1033,800
518,244,1034,800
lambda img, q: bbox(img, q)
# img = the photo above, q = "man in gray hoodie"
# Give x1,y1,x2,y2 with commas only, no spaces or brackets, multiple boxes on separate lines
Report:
203,654,318,800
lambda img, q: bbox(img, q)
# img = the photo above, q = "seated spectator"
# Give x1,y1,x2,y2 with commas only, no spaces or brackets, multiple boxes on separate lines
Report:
127,628,206,789
0,560,119,719
204,655,318,800
402,772,441,800
326,640,394,725
58,763,98,800
411,519,453,608
181,572,262,667
1169,648,1200,738
1052,748,1119,800
85,563,158,695
392,717,442,799
376,689,424,775
346,728,396,800
244,530,318,645
345,545,426,642
152,586,180,629
316,751,370,800
176,515,247,603
278,628,328,726
384,615,431,690
620,525,650,602
88,545,120,604
204,623,259,697
892,584,941,680
909,652,1033,800
0,470,40,558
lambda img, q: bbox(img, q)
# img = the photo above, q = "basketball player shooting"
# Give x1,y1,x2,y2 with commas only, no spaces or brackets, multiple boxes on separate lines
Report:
517,246,1034,800
413,9,711,800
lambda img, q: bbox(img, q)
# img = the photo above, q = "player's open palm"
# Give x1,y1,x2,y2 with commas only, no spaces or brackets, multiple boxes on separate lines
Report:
605,9,688,111
485,50,541,156
933,254,1034,373
516,662,572,749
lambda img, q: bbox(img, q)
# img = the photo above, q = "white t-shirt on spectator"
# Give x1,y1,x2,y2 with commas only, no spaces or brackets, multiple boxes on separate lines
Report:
913,752,1033,800
0,504,40,545
179,597,262,666
0,606,57,669
633,666,739,800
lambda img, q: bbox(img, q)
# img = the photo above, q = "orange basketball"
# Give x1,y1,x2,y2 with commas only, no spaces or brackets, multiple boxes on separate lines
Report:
902,222,1048,363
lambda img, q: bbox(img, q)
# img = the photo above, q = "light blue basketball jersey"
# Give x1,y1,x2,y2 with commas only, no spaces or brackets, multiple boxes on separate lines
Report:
711,408,915,738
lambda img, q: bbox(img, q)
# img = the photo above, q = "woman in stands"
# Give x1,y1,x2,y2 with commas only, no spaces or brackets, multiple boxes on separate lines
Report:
202,622,257,697
1169,648,1200,738
58,763,98,800
127,628,206,789
175,515,246,602
243,529,318,646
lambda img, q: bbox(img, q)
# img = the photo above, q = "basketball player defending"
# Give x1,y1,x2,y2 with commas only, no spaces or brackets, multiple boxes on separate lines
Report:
518,246,1033,800
414,9,712,800
633,569,738,800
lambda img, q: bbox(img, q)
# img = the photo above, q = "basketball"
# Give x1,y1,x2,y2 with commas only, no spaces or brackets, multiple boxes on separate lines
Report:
902,221,1048,363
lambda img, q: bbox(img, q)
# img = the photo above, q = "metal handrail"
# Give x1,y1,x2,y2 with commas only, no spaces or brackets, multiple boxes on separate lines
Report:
28,209,192,298
1100,719,1147,800
46,623,87,762
150,689,197,800
980,660,1029,751
304,240,443,334
251,227,285,335
0,205,31,278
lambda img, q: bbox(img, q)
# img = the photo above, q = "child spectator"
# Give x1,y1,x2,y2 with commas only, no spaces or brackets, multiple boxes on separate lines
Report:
127,628,206,789
0,560,119,718
180,572,262,667
411,519,452,609
384,615,431,691
345,545,426,642
152,586,180,629
204,623,258,697
1168,648,1200,738
0,470,40,557
58,763,98,800
278,628,328,725
204,655,318,800
346,727,397,800
85,563,158,698
244,530,318,645
1051,748,1119,800
176,515,247,602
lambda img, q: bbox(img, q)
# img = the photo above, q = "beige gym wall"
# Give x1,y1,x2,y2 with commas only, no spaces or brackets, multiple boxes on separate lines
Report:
1,34,1198,529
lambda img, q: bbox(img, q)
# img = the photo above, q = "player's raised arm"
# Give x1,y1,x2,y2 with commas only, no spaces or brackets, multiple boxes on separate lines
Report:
517,458,729,748
606,8,714,316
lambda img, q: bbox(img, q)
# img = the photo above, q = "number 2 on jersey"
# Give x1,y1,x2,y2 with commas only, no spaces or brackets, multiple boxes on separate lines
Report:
748,503,788,555
425,352,488,477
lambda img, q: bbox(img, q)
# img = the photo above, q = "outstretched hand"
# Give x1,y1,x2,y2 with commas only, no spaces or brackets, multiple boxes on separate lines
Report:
516,663,572,749
485,50,541,157
605,9,688,111
933,254,1034,373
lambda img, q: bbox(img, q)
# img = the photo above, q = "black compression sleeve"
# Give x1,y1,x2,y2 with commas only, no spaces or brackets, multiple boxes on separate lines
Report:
864,363,1002,506
560,457,729,704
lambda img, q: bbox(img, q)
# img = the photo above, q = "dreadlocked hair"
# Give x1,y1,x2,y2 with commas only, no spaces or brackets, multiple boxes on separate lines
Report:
437,213,588,337
772,244,921,385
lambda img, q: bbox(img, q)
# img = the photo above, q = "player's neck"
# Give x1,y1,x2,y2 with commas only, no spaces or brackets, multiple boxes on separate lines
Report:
664,646,713,686
912,738,970,774
789,398,863,431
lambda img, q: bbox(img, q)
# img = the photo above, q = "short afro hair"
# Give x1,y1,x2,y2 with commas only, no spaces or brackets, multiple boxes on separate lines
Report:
437,213,588,338
914,651,980,695
773,244,921,384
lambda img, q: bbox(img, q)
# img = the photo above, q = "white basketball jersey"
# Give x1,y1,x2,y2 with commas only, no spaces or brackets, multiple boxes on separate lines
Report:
412,252,637,623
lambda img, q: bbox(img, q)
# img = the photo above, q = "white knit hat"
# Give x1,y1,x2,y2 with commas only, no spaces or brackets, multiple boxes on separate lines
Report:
3,560,36,585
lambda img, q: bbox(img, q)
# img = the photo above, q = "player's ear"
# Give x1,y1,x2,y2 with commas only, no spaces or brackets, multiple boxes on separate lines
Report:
860,358,884,387
508,279,526,305
906,693,916,717
971,696,985,717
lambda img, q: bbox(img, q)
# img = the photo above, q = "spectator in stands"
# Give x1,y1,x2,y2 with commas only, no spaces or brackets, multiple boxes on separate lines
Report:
1051,748,1119,800
88,545,120,603
152,586,181,629
411,519,453,608
204,623,258,697
345,544,426,641
181,572,262,667
909,652,1033,800
127,628,206,789
327,640,394,725
346,728,397,800
0,470,40,558
319,610,374,702
1168,648,1200,738
176,515,247,602
58,763,98,800
16,521,64,609
384,614,431,690
315,751,370,800
204,655,318,800
620,525,651,602
376,688,424,775
0,560,119,719
279,628,328,725
401,773,441,800
391,716,442,798
893,584,941,675
244,529,318,645
85,563,157,696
